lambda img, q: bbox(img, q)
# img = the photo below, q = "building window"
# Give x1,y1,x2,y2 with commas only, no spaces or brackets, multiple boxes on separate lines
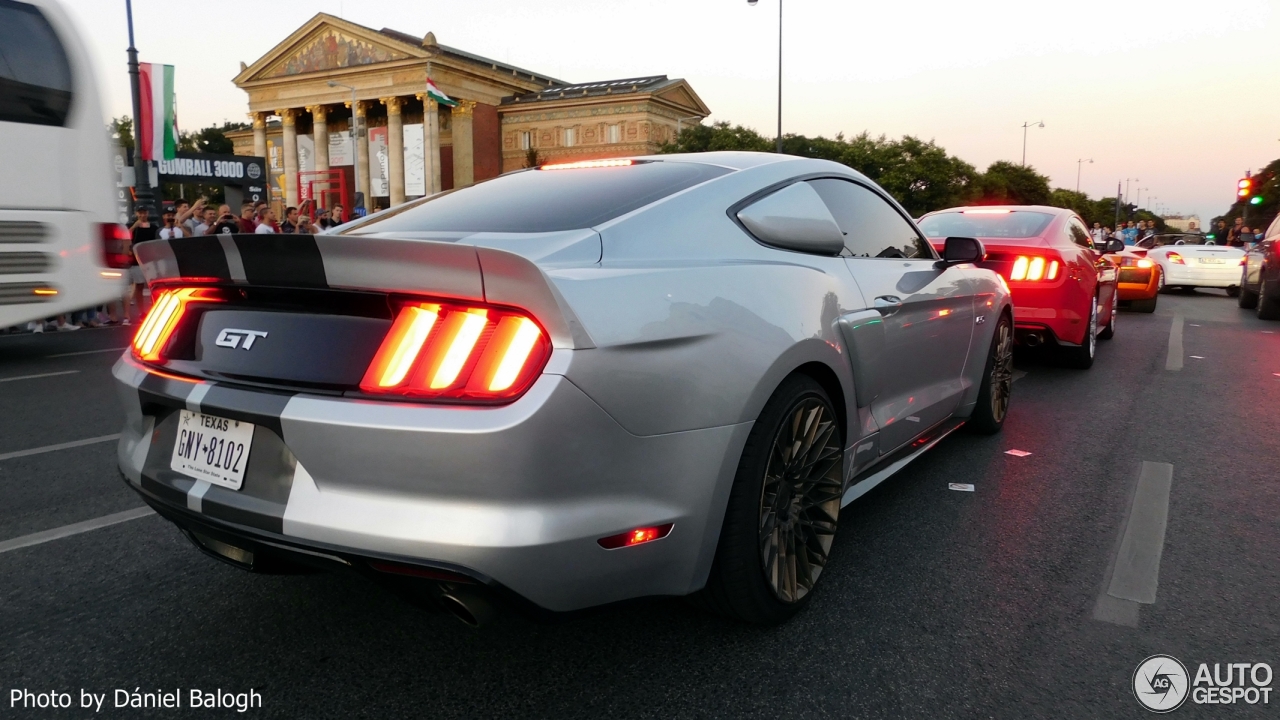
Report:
563,127,577,147
520,131,532,150
607,124,621,144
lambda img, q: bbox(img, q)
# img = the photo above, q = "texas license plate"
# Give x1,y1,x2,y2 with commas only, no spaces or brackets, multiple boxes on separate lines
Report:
170,410,254,490
1199,258,1224,264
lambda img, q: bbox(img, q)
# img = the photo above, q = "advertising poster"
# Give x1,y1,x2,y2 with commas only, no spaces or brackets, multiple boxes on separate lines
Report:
297,135,315,173
404,123,425,197
329,130,353,166
368,126,388,197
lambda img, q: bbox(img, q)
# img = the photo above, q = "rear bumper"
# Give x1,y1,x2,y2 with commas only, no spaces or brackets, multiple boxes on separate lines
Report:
1162,263,1240,288
1009,285,1087,345
113,355,749,613
1116,267,1159,300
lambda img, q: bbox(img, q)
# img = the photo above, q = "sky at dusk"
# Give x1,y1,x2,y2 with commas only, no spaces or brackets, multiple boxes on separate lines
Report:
61,0,1280,223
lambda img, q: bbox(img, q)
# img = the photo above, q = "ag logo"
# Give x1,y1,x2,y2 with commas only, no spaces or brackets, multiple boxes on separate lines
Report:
215,328,268,350
1134,655,1189,713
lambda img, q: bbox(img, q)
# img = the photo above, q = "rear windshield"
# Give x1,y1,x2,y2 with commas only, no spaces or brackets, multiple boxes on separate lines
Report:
918,210,1055,239
339,161,730,235
1139,234,1207,248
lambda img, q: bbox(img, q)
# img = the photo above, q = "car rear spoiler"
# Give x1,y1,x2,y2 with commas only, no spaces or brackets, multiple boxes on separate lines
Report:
133,234,594,349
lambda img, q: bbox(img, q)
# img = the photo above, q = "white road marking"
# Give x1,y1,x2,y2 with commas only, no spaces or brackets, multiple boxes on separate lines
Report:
46,347,128,358
0,507,155,555
0,434,121,462
1189,324,1200,327
1165,316,1184,371
1005,449,1032,457
948,483,975,492
1107,461,1174,604
0,370,79,383
1189,355,1204,359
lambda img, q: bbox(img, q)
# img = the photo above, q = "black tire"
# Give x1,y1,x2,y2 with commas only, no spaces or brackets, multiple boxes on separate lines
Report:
1130,294,1158,313
694,375,844,624
1226,286,1241,298
967,312,1012,435
1098,292,1117,340
1238,268,1259,309
1259,278,1280,321
1060,295,1098,369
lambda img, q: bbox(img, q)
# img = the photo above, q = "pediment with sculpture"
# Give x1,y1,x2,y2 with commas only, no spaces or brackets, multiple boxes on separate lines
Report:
261,29,413,79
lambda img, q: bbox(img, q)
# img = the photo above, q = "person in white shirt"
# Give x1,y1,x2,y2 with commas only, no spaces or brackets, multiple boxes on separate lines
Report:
254,207,279,233
1090,222,1106,246
158,210,185,240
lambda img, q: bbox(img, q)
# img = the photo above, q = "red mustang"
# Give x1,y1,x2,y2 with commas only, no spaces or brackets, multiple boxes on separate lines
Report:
918,206,1120,369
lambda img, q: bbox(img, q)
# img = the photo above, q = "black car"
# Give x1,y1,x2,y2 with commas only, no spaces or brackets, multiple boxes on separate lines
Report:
1238,215,1280,319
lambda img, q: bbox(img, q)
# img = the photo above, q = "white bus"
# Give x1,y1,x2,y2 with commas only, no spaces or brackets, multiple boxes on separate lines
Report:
0,0,130,330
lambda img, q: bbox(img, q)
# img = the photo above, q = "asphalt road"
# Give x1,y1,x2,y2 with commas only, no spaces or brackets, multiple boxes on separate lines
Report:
1,291,1276,719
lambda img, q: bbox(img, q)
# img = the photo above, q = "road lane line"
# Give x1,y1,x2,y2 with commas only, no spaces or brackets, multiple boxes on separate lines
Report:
1108,461,1174,604
1165,316,1184,371
0,507,155,555
46,347,127,358
0,434,121,462
0,370,79,383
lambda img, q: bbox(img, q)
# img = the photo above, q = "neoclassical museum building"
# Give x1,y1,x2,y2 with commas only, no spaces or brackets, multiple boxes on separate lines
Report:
228,13,710,212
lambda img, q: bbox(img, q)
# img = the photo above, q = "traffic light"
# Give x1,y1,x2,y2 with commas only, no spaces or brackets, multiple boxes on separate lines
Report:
1250,196,1263,205
1238,177,1253,200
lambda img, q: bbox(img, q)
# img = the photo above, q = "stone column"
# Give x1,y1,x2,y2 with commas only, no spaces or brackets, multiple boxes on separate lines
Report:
279,108,299,208
452,100,476,189
426,98,441,194
252,112,267,159
383,97,405,206
310,105,330,174
353,100,370,212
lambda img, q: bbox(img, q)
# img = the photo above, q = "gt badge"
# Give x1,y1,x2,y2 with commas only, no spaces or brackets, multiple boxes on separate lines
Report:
215,328,268,350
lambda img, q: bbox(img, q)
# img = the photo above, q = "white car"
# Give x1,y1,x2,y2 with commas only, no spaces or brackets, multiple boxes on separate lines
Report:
1137,234,1245,295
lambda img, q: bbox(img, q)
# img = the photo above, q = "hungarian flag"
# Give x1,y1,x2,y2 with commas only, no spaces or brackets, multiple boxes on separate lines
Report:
138,62,177,162
425,79,458,108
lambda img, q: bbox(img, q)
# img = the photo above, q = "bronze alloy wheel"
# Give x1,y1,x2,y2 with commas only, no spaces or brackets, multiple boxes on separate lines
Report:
988,320,1014,423
758,399,843,604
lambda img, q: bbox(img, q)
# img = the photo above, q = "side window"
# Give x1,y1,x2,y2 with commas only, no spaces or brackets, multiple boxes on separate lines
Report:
807,178,932,259
0,0,73,126
1068,219,1092,249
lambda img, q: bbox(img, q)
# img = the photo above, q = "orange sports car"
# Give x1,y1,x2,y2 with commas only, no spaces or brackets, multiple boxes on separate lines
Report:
1102,245,1160,313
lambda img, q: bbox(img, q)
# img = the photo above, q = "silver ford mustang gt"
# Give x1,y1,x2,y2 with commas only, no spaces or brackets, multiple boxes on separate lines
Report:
115,152,1013,625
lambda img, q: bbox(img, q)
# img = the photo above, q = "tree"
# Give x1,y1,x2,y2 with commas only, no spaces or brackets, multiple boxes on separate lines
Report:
179,121,249,155
661,121,773,153
524,147,540,168
109,116,134,151
972,161,1051,206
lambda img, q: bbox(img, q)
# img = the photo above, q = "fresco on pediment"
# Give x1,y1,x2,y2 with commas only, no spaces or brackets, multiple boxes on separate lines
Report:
263,30,410,78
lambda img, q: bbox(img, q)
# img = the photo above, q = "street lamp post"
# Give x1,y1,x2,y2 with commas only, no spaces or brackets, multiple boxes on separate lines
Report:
1076,158,1093,194
747,0,783,154
1137,187,1148,209
1021,121,1044,166
125,0,155,215
675,114,703,146
1125,177,1138,206
327,81,363,214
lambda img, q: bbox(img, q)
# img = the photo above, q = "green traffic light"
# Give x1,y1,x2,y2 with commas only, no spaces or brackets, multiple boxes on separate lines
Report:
1206,233,1216,240
1250,196,1263,205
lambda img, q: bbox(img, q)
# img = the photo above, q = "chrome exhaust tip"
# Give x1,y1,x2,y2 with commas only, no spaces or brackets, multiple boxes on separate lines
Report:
1022,333,1043,348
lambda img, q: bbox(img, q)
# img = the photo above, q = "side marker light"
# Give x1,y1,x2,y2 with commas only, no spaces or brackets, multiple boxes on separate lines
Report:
597,523,674,549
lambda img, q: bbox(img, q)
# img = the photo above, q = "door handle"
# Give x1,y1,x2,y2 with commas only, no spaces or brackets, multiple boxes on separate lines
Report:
873,295,903,315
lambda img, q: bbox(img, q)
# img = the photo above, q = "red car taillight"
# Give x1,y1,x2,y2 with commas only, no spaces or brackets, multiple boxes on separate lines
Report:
1167,252,1186,265
131,287,223,362
360,300,551,403
99,223,133,269
1008,255,1060,282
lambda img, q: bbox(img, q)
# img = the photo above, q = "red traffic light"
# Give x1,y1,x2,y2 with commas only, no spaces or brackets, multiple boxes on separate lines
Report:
1238,178,1253,198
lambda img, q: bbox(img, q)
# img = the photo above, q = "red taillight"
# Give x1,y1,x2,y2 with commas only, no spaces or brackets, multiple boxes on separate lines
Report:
131,287,222,362
98,223,133,269
1167,252,1185,265
1007,255,1060,282
597,523,674,549
360,300,551,403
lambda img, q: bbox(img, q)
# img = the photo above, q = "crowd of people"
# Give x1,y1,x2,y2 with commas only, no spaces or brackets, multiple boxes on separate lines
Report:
13,198,349,334
1087,216,1267,248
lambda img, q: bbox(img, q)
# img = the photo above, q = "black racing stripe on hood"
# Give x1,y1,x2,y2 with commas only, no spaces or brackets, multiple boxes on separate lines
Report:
169,236,233,281
233,234,328,288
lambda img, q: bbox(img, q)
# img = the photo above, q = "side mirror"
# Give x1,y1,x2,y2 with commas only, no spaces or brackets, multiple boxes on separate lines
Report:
1101,238,1125,253
736,182,846,256
938,236,985,266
